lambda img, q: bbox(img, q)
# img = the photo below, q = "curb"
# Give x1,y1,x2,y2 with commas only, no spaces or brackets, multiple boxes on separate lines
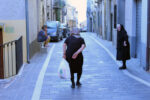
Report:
89,35,150,88
0,64,26,88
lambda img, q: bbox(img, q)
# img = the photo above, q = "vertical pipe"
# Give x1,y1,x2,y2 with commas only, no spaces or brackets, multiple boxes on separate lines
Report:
25,0,30,63
146,0,150,71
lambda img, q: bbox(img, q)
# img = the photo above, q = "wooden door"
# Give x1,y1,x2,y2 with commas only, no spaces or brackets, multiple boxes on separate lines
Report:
0,28,4,78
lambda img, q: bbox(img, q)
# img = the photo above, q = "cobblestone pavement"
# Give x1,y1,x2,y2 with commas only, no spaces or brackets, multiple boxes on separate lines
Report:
0,33,150,100
40,33,150,100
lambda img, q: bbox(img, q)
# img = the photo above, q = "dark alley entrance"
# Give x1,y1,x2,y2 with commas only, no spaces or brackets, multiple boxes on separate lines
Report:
0,28,4,79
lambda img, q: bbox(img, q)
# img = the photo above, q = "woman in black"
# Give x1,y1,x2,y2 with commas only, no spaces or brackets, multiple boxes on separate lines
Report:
117,24,130,70
63,28,86,88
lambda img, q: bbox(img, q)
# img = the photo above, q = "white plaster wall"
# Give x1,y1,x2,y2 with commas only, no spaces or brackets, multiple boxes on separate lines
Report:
140,0,148,69
102,1,106,39
28,0,38,44
125,0,136,37
0,0,25,20
141,0,148,44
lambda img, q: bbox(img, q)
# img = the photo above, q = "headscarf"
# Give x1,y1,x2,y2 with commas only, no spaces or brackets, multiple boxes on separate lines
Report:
120,24,126,33
70,27,80,36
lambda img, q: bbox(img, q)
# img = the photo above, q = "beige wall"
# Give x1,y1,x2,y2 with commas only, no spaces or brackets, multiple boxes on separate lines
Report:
0,20,27,63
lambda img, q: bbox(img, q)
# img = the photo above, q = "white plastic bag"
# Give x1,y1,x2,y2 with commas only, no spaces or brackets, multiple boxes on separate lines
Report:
58,59,70,79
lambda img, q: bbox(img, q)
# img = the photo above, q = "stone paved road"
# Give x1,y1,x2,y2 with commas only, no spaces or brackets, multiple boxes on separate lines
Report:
0,33,150,100
40,33,150,100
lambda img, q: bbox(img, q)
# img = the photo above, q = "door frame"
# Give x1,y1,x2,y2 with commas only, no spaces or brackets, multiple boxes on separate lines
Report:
0,28,4,78
146,0,150,71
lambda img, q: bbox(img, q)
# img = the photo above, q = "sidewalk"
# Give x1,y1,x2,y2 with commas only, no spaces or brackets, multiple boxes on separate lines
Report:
89,32,150,83
0,44,54,100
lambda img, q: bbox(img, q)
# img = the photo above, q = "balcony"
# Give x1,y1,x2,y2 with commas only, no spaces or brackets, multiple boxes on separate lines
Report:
95,0,102,4
53,0,66,9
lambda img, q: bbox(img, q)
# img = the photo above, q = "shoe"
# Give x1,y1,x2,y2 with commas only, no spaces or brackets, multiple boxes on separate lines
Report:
76,82,82,86
71,78,75,88
71,83,75,88
44,45,50,47
119,66,126,70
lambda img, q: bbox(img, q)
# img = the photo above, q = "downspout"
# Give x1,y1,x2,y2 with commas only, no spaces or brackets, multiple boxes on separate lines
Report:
25,0,30,63
146,0,150,71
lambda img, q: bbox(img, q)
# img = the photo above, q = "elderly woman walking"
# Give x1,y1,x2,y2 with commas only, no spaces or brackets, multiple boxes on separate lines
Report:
117,24,130,70
63,28,86,88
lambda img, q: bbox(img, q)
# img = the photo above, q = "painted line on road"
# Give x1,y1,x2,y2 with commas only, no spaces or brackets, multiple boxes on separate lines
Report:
31,44,55,100
89,36,150,88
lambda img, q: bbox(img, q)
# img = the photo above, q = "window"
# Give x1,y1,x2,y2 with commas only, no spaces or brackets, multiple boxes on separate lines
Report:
114,5,117,28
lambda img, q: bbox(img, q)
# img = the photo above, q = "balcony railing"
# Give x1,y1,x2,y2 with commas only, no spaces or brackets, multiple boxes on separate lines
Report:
0,36,23,79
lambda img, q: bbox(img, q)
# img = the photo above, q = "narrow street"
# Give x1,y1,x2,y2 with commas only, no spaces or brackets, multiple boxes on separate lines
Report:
0,0,150,100
39,33,150,100
0,33,150,100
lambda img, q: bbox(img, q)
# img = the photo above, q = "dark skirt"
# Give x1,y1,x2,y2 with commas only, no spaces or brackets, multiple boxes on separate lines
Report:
117,46,130,61
66,55,83,74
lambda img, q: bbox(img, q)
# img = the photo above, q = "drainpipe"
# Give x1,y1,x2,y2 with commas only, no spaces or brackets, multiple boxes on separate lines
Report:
25,0,30,64
146,0,150,71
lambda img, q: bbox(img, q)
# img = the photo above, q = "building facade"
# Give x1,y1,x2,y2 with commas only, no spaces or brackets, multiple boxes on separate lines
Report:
87,0,96,33
28,0,55,59
66,4,78,30
0,0,27,78
124,0,148,70
53,0,66,23
0,0,55,78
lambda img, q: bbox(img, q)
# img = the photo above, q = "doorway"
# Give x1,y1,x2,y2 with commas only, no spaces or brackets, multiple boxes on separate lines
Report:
90,18,92,32
110,13,113,41
0,28,4,78
147,0,150,71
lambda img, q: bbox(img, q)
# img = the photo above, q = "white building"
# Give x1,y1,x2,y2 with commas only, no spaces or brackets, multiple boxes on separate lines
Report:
87,0,150,71
124,0,148,70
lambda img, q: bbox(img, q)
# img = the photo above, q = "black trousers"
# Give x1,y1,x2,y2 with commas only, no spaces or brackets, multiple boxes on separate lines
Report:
70,72,82,84
122,60,126,67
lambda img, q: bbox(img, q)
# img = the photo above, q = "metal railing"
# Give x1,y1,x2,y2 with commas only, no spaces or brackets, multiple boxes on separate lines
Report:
0,36,23,78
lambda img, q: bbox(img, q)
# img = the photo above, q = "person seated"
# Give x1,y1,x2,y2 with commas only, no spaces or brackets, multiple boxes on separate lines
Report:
37,25,50,47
